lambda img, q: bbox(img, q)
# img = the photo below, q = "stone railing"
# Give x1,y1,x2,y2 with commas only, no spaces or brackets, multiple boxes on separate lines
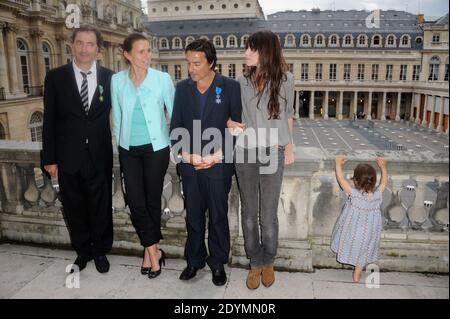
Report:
0,140,448,273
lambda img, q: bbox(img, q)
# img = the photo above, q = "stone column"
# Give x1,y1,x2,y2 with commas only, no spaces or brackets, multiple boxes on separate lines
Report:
381,91,387,120
56,33,67,66
351,91,358,118
323,90,329,119
410,93,416,122
428,95,437,129
437,96,445,133
108,43,114,70
0,23,10,96
416,94,422,124
30,28,45,87
337,91,343,120
367,92,373,120
422,95,429,127
309,90,315,119
5,24,20,95
395,91,402,121
293,91,299,119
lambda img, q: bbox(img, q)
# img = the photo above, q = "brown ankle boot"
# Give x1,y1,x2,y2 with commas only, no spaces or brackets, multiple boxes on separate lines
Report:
246,266,262,290
261,265,275,287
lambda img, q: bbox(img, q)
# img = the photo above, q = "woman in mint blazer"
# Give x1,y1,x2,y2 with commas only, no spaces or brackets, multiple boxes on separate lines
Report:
111,33,174,279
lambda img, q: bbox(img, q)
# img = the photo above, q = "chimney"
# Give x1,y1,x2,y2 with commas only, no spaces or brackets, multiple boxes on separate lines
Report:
416,14,425,25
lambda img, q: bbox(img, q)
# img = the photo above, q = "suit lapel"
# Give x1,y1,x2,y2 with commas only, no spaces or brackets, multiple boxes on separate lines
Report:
202,73,222,121
188,79,201,119
66,64,85,117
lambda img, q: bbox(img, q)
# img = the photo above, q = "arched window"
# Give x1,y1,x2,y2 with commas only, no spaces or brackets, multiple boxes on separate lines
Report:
285,34,295,47
301,34,310,46
214,36,223,47
372,35,381,46
66,45,72,64
315,35,324,46
428,56,440,81
42,42,52,73
160,38,168,49
401,35,410,46
227,35,237,47
0,122,6,140
185,36,195,47
241,35,249,47
357,34,367,46
387,35,395,47
17,39,30,92
30,111,43,142
343,35,353,47
329,35,338,46
173,37,182,49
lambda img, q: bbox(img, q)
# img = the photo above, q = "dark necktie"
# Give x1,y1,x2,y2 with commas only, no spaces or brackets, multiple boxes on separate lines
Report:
80,71,92,115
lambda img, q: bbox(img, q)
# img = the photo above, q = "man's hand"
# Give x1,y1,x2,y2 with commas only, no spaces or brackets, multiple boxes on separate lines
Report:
182,152,202,166
44,164,58,178
226,119,246,136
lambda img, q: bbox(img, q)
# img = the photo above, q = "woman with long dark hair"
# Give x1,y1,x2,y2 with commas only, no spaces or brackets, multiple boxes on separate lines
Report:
228,30,295,290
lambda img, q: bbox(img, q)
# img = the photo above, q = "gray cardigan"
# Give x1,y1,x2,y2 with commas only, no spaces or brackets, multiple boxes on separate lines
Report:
237,72,295,149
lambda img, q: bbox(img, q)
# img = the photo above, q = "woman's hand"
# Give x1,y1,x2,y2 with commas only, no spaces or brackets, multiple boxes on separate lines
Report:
226,119,246,136
335,155,346,167
284,143,295,166
376,157,387,169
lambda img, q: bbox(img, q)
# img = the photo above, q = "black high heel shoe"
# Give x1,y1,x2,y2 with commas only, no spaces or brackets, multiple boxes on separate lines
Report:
141,249,151,275
148,249,166,279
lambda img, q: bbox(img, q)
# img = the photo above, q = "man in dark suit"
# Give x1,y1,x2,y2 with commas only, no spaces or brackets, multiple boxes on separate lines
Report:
42,25,114,274
170,39,242,286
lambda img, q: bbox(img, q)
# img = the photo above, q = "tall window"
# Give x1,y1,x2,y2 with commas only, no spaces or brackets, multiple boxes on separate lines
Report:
174,65,181,80
372,64,379,81
241,36,249,47
302,35,310,46
286,35,295,47
329,63,336,81
228,36,237,48
161,39,168,49
343,64,351,80
214,36,223,47
387,35,395,46
216,64,222,74
287,63,294,74
66,45,72,64
30,112,43,142
412,65,421,81
386,64,393,81
400,65,407,81
17,39,30,91
358,35,366,46
445,64,449,81
344,35,352,46
315,35,323,46
42,42,52,73
315,63,322,81
161,65,168,73
401,35,409,46
174,38,182,49
330,35,337,46
228,64,236,79
373,35,380,46
428,56,440,81
0,122,6,140
301,63,309,80
357,64,365,80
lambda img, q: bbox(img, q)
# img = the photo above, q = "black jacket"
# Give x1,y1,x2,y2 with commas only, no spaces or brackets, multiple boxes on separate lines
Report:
42,63,114,174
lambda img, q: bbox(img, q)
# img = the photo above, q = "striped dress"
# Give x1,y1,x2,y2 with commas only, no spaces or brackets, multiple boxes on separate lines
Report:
331,188,383,267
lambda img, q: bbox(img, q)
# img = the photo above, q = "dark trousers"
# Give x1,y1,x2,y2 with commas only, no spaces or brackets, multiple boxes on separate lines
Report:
58,147,113,258
181,171,232,271
119,144,169,247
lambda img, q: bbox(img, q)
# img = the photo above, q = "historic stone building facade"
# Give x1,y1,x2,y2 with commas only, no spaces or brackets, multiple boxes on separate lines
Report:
145,1,449,133
0,0,143,141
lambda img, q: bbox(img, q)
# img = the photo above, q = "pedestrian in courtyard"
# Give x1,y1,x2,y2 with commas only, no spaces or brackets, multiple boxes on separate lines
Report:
227,30,295,290
331,155,388,282
112,33,175,279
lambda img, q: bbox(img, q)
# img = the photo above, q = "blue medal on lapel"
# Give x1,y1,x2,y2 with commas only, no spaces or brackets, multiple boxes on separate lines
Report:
215,86,222,104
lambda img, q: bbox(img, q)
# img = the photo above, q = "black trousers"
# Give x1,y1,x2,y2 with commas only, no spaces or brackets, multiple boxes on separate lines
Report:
119,144,169,247
181,171,232,271
58,147,113,257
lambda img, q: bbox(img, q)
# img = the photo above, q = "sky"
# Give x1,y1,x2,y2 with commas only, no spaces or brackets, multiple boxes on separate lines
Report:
141,0,449,20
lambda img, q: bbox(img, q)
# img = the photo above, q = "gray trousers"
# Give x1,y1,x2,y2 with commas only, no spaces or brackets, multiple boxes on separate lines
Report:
235,146,285,267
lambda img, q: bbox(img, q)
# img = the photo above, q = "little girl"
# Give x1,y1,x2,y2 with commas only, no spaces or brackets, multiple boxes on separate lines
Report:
331,155,388,282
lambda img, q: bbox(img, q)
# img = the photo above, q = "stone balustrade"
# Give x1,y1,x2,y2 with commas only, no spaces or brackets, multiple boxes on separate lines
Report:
0,140,448,273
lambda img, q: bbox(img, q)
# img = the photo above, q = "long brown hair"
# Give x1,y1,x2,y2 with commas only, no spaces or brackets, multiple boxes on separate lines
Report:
245,31,288,120
352,164,377,193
